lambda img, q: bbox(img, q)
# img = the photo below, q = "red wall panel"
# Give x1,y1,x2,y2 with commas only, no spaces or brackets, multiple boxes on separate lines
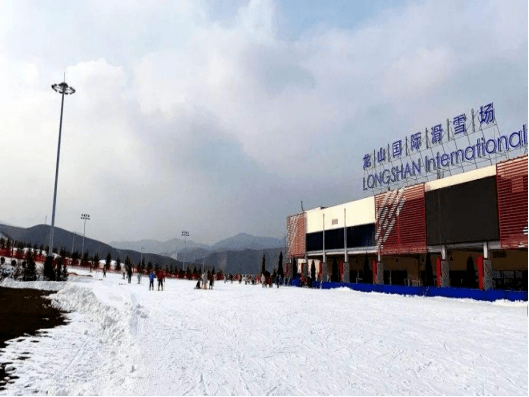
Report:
287,212,306,259
496,155,528,249
375,184,427,255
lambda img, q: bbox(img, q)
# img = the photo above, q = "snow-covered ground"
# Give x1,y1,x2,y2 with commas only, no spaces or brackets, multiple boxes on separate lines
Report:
0,269,527,395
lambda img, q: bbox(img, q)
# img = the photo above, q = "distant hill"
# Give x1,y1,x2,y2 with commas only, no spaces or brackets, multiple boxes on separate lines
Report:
0,223,195,269
0,223,287,275
203,247,286,275
211,233,284,251
109,237,210,254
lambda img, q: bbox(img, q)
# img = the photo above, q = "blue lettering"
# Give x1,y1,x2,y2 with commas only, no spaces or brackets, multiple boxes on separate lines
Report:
367,174,376,189
412,160,421,175
390,167,398,182
508,131,522,149
382,169,391,184
450,149,464,165
465,146,475,161
404,163,412,178
486,139,496,154
425,156,435,172
374,172,384,186
497,135,508,152
395,165,404,180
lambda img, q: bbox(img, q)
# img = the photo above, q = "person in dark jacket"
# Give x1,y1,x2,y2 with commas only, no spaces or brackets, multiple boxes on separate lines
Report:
148,270,155,291
157,270,164,291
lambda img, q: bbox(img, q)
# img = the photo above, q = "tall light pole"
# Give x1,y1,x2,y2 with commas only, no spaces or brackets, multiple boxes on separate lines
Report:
47,80,75,265
81,214,90,257
182,231,189,271
71,231,76,254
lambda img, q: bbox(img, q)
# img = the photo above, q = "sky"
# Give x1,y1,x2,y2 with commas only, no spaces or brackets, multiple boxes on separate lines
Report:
0,0,527,246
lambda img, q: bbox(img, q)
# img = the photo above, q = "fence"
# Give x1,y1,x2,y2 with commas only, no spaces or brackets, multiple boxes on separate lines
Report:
307,281,527,302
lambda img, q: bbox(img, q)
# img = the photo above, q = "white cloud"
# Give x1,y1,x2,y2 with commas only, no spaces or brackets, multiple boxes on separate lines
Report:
0,0,526,244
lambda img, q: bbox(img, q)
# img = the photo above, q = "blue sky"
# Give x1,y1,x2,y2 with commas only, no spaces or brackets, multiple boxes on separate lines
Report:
0,0,527,245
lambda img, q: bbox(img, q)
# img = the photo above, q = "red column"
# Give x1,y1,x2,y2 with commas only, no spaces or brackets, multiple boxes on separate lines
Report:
436,257,442,287
477,255,484,290
372,260,377,284
339,260,343,282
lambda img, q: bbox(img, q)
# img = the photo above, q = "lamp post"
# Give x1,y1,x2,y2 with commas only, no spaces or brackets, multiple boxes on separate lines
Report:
81,214,90,257
47,81,75,269
182,231,189,272
71,231,76,254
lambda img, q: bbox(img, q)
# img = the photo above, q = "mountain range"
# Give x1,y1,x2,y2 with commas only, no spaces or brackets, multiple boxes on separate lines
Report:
0,224,287,275
110,232,284,255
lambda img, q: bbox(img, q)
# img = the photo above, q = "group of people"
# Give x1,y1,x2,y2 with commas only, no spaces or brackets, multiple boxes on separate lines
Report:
195,271,215,289
148,270,165,291
220,272,291,288
121,268,133,283
260,274,288,288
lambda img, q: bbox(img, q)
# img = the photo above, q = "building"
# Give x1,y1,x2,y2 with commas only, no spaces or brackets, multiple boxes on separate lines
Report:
286,155,528,291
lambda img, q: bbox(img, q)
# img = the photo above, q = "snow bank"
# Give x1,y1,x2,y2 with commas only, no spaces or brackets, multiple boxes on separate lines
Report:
0,269,527,395
0,277,66,291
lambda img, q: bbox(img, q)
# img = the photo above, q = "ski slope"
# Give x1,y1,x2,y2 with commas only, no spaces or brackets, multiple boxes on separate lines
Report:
1,269,527,395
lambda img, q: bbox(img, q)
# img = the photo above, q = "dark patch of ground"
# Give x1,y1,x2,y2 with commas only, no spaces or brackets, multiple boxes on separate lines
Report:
0,286,68,391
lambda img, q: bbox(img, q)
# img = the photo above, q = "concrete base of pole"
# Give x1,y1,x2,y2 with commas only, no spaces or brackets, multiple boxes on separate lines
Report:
376,262,384,285
483,259,493,290
321,261,328,282
441,260,450,287
343,261,349,283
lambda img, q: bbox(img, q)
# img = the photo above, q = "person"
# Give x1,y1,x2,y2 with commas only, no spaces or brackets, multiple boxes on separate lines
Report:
261,273,266,288
122,271,125,280
209,273,214,289
202,272,207,290
157,270,164,291
127,268,132,284
195,278,201,289
103,267,106,278
148,270,155,291
137,272,142,284
224,274,227,283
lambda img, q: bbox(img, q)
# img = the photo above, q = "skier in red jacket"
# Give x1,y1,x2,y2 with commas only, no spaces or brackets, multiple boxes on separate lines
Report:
157,270,164,291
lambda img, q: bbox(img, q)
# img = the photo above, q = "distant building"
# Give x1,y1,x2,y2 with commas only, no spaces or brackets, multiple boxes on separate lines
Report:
287,155,528,291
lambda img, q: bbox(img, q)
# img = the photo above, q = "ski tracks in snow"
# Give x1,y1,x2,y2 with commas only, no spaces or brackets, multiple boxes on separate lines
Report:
1,274,527,395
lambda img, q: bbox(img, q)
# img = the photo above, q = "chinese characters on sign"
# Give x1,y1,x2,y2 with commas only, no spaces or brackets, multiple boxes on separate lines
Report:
363,103,495,169
361,102,529,191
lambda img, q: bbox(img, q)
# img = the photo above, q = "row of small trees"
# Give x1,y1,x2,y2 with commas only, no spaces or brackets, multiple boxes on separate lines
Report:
1,237,230,281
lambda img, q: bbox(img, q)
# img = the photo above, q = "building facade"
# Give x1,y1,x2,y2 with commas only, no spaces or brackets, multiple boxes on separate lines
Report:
287,155,528,291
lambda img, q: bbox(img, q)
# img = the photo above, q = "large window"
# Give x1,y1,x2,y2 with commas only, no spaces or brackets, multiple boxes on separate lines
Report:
306,224,375,252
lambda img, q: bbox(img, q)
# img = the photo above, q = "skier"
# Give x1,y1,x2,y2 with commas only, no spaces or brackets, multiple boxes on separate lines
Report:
202,272,207,290
148,270,155,291
261,273,266,288
127,267,132,284
210,273,214,289
157,270,164,291
103,267,106,278
137,272,142,284
195,278,201,289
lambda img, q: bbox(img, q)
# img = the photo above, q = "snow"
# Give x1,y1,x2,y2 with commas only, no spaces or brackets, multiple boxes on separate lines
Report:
1,269,527,396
